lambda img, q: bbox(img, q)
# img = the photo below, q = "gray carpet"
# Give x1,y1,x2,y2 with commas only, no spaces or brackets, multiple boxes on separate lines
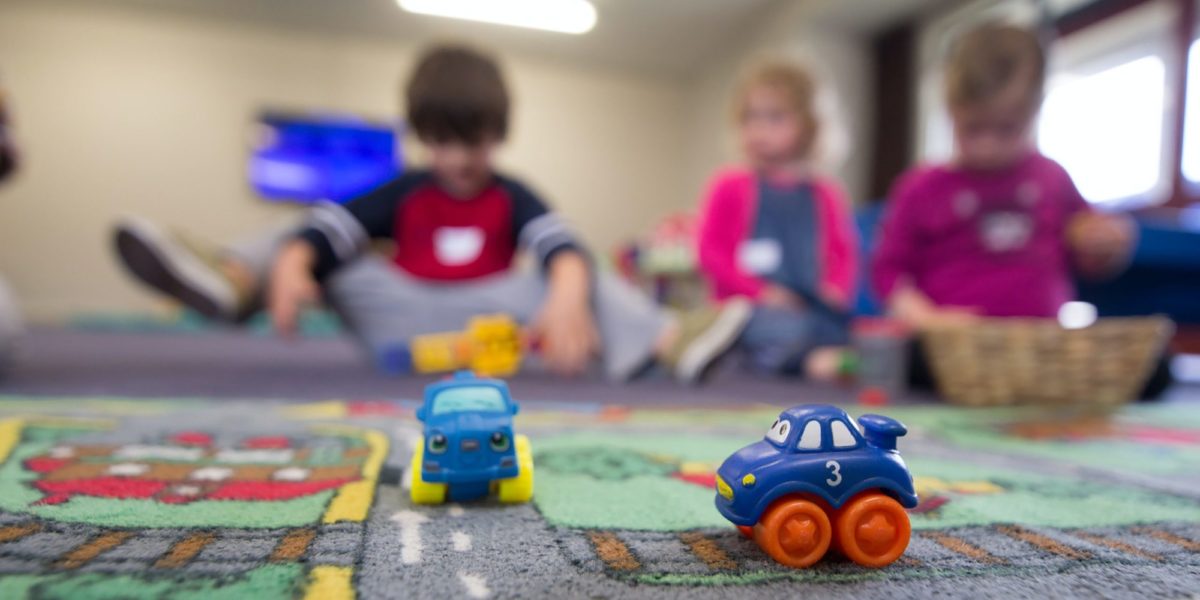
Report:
0,327,1198,599
0,326,894,406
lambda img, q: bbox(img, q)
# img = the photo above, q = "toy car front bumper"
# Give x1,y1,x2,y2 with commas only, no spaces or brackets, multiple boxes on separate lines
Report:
714,475,757,527
421,464,519,484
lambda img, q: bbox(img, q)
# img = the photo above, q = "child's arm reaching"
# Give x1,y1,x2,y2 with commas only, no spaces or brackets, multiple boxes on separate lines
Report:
505,179,598,377
888,280,980,329
267,175,422,334
268,240,321,336
873,173,979,330
531,250,599,376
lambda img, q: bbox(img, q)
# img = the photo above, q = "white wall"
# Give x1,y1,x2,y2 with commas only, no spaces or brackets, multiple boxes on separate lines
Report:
0,1,690,319
682,2,875,204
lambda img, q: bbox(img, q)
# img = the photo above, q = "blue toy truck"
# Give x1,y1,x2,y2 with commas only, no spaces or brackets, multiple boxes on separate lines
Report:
409,372,533,504
715,404,918,568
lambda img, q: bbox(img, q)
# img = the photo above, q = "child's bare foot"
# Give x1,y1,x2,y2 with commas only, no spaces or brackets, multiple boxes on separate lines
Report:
113,217,253,321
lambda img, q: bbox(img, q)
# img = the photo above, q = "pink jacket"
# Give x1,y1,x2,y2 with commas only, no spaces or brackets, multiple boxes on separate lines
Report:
695,167,859,308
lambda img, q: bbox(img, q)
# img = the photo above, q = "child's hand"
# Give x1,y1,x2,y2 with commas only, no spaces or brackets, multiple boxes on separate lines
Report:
919,306,982,329
1067,212,1136,278
532,251,599,377
268,240,320,337
760,284,805,311
890,282,980,330
531,293,599,377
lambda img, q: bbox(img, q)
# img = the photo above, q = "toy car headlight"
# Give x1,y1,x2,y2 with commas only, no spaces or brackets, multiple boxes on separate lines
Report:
716,475,733,501
428,433,448,454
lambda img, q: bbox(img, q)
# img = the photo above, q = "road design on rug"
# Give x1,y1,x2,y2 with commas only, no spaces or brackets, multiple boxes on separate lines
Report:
0,398,1198,598
0,411,387,599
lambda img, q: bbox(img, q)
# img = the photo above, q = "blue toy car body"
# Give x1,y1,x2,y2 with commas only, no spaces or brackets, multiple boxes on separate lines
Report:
412,372,532,503
715,404,918,527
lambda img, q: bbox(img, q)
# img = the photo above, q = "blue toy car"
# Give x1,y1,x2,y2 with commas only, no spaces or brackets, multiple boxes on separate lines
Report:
715,404,918,568
409,372,533,504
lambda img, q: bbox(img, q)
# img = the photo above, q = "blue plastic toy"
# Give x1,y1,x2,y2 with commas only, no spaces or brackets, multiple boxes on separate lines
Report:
409,371,533,504
715,404,918,568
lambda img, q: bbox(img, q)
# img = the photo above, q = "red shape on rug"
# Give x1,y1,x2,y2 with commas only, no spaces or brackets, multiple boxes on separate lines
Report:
171,432,213,446
32,478,168,505
910,495,950,514
348,401,400,417
205,479,354,502
671,472,716,488
23,457,72,473
243,436,291,449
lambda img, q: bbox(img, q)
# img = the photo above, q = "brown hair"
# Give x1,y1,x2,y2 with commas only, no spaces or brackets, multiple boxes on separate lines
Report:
945,23,1046,110
406,44,510,143
733,59,820,158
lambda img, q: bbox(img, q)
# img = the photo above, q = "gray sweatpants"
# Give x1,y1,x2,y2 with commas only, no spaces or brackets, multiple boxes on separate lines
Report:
0,276,20,377
226,223,669,381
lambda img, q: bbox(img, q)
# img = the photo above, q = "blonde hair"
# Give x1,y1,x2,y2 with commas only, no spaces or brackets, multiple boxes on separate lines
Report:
733,59,820,158
945,23,1046,110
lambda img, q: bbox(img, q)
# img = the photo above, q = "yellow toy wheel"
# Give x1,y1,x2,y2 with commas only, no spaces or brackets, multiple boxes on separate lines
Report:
497,434,534,503
409,436,447,505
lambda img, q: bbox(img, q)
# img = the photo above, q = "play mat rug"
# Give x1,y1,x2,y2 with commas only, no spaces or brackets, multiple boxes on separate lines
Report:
0,396,1196,599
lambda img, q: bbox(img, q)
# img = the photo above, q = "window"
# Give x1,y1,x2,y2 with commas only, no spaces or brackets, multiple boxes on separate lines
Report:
1184,38,1200,186
1040,56,1168,204
830,420,858,448
796,421,822,450
431,386,506,415
765,418,791,445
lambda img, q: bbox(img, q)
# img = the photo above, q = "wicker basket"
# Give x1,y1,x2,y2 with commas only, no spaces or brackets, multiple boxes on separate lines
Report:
921,316,1173,406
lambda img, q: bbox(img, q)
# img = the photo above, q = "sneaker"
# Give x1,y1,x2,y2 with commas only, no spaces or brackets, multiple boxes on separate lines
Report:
113,217,241,321
669,297,754,384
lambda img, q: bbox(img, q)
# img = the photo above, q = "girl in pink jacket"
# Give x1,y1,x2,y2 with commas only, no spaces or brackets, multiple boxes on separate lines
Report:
696,60,858,380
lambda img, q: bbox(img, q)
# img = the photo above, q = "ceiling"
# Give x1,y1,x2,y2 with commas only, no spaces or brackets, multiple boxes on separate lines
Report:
85,0,952,78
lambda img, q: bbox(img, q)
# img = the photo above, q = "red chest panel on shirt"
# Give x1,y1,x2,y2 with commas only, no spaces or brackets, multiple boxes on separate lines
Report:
392,183,516,280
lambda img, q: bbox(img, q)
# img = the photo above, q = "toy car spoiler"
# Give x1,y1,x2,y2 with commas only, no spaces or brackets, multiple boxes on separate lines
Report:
857,414,908,451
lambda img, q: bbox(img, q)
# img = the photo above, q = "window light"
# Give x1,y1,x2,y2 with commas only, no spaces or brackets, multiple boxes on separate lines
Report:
398,0,597,34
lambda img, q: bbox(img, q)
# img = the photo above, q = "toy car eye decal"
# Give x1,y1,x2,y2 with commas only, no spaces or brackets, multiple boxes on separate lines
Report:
428,433,448,454
765,418,790,444
490,431,510,452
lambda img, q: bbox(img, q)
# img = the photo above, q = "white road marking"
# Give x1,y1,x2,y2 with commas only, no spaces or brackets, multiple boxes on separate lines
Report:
107,463,149,476
272,467,311,481
115,445,203,461
457,572,490,599
448,504,465,517
214,449,293,464
451,530,472,552
390,510,430,565
190,467,233,481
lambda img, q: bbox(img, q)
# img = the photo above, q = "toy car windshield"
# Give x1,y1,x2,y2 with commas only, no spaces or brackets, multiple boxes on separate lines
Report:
430,386,507,415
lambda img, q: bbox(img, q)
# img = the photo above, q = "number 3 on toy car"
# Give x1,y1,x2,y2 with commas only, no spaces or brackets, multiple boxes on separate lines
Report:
825,460,842,487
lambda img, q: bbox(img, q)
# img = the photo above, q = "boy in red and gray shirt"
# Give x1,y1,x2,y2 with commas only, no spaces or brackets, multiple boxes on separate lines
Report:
114,45,750,383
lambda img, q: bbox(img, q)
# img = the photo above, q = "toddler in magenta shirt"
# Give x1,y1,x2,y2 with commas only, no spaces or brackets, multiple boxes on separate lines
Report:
873,24,1134,329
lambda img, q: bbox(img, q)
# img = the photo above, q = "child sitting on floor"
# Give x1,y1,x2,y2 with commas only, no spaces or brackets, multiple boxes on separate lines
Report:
112,44,751,383
695,59,858,380
872,23,1135,331
0,79,21,378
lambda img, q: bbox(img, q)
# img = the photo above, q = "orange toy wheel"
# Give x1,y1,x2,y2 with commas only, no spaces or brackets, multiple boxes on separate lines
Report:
753,497,833,568
737,525,754,539
834,492,911,568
